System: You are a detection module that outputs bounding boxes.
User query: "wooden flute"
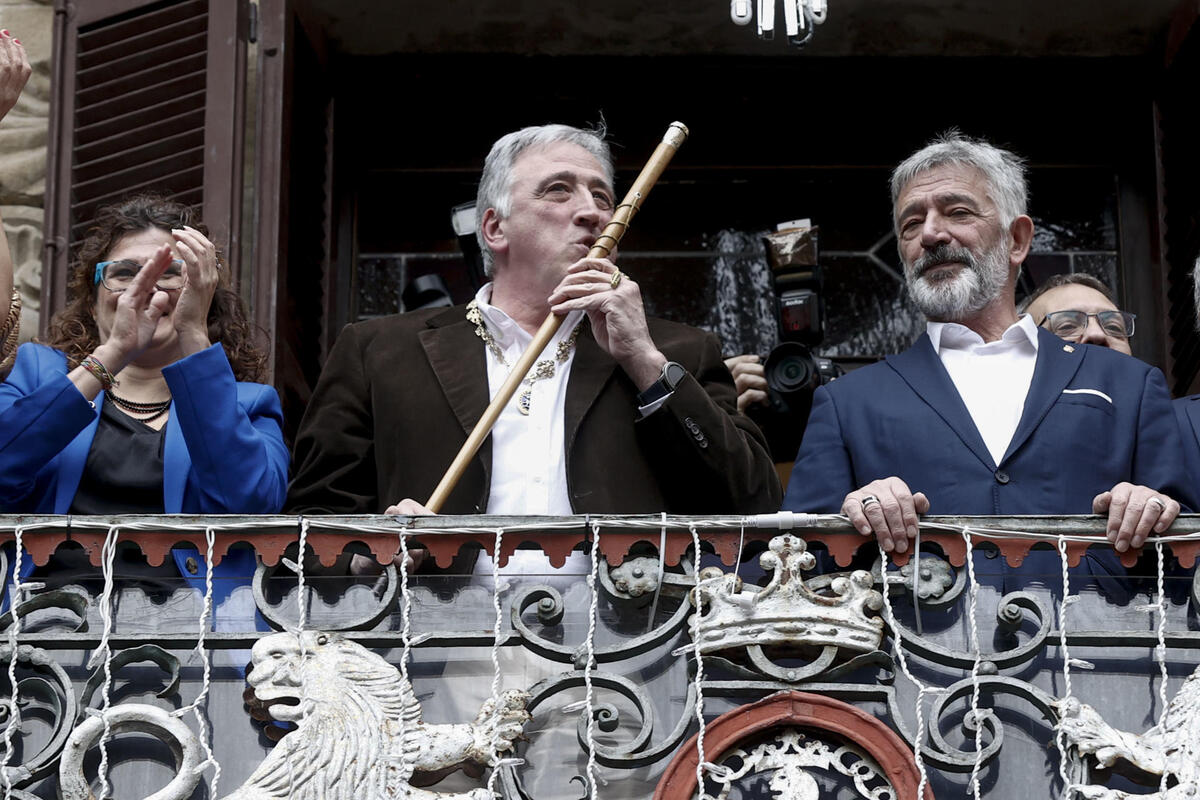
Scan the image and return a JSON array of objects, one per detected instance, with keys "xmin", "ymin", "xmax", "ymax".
[{"xmin": 425, "ymin": 121, "xmax": 690, "ymax": 512}]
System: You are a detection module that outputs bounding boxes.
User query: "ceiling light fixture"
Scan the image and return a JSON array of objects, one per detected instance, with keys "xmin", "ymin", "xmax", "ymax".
[{"xmin": 731, "ymin": 0, "xmax": 827, "ymax": 48}]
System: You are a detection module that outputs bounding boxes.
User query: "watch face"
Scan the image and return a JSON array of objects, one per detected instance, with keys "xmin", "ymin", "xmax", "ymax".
[{"xmin": 664, "ymin": 362, "xmax": 687, "ymax": 388}]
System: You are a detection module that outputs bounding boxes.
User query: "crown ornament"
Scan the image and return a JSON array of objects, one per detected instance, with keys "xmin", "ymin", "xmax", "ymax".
[{"xmin": 689, "ymin": 534, "xmax": 884, "ymax": 657}]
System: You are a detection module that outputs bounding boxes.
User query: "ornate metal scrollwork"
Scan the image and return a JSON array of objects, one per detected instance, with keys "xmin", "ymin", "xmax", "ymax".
[
  {"xmin": 889, "ymin": 590, "xmax": 1055, "ymax": 671},
  {"xmin": 705, "ymin": 728, "xmax": 893, "ymax": 800},
  {"xmin": 510, "ymin": 584, "xmax": 693, "ymax": 667},
  {"xmin": 58, "ymin": 702, "xmax": 205, "ymax": 800},
  {"xmin": 0, "ymin": 643, "xmax": 78, "ymax": 789},
  {"xmin": 252, "ymin": 558, "xmax": 401, "ymax": 632},
  {"xmin": 525, "ymin": 669, "xmax": 698, "ymax": 769}
]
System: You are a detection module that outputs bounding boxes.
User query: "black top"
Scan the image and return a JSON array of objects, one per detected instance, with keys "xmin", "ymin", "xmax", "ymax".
[{"xmin": 69, "ymin": 401, "xmax": 166, "ymax": 514}]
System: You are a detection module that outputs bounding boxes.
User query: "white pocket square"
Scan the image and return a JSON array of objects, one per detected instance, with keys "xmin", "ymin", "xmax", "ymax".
[{"xmin": 1062, "ymin": 388, "xmax": 1113, "ymax": 404}]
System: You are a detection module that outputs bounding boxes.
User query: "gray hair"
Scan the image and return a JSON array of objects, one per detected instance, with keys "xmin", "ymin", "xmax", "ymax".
[
  {"xmin": 1194, "ymin": 254, "xmax": 1200, "ymax": 331},
  {"xmin": 890, "ymin": 131, "xmax": 1029, "ymax": 234},
  {"xmin": 475, "ymin": 124, "xmax": 614, "ymax": 274}
]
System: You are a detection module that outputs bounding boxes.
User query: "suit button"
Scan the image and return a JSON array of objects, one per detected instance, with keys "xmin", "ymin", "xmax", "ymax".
[{"xmin": 995, "ymin": 470, "xmax": 1010, "ymax": 485}]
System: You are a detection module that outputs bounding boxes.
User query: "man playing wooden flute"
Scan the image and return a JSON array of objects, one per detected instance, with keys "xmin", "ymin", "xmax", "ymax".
[{"xmin": 287, "ymin": 124, "xmax": 780, "ymax": 517}]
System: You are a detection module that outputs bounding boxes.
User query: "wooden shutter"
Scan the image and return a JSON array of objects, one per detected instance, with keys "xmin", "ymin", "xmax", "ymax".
[
  {"xmin": 42, "ymin": 0, "xmax": 248, "ymax": 335},
  {"xmin": 254, "ymin": 0, "xmax": 338, "ymax": 438}
]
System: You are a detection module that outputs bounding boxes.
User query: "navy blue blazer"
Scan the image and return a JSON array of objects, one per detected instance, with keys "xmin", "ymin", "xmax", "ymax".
[
  {"xmin": 785, "ymin": 328, "xmax": 1194, "ymax": 516},
  {"xmin": 1174, "ymin": 395, "xmax": 1200, "ymax": 493}
]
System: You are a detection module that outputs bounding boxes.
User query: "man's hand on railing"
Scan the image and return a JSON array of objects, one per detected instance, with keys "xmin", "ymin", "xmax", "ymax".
[
  {"xmin": 385, "ymin": 498, "xmax": 434, "ymax": 515},
  {"xmin": 1092, "ymin": 482, "xmax": 1181, "ymax": 553},
  {"xmin": 840, "ymin": 476, "xmax": 930, "ymax": 555}
]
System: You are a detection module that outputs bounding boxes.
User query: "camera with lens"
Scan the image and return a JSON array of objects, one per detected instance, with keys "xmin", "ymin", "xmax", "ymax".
[{"xmin": 752, "ymin": 220, "xmax": 842, "ymax": 461}]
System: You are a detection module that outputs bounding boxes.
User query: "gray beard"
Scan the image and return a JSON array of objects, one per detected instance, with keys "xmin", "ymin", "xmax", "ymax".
[{"xmin": 905, "ymin": 242, "xmax": 1009, "ymax": 321}]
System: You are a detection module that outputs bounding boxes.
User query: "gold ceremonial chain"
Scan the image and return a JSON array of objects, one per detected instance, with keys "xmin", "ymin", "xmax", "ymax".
[{"xmin": 467, "ymin": 299, "xmax": 581, "ymax": 415}]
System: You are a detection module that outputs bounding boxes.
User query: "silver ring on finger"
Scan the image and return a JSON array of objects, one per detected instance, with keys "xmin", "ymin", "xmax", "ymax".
[
  {"xmin": 860, "ymin": 494, "xmax": 880, "ymax": 510},
  {"xmin": 1148, "ymin": 496, "xmax": 1167, "ymax": 512},
  {"xmin": 610, "ymin": 269, "xmax": 623, "ymax": 290}
]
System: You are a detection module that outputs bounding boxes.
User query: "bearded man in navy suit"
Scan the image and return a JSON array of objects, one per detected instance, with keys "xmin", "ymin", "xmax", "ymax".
[{"xmin": 783, "ymin": 132, "xmax": 1193, "ymax": 571}]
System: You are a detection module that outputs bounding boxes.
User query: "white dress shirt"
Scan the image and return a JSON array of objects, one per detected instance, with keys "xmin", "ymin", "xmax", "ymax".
[
  {"xmin": 473, "ymin": 284, "xmax": 584, "ymax": 515},
  {"xmin": 926, "ymin": 315, "xmax": 1040, "ymax": 466}
]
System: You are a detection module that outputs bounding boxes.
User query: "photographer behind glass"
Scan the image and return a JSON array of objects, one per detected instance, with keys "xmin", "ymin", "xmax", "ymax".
[{"xmin": 725, "ymin": 221, "xmax": 841, "ymax": 464}]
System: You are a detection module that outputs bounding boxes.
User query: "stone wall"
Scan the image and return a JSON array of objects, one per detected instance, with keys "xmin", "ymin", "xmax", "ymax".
[{"xmin": 0, "ymin": 0, "xmax": 50, "ymax": 341}]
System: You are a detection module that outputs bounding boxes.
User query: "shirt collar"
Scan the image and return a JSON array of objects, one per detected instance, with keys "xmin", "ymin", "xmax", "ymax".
[
  {"xmin": 927, "ymin": 314, "xmax": 1040, "ymax": 353},
  {"xmin": 473, "ymin": 282, "xmax": 583, "ymax": 350}
]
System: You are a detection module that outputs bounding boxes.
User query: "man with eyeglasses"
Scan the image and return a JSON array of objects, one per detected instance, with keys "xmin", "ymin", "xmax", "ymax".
[
  {"xmin": 783, "ymin": 132, "xmax": 1194, "ymax": 578},
  {"xmin": 1022, "ymin": 273, "xmax": 1134, "ymax": 355}
]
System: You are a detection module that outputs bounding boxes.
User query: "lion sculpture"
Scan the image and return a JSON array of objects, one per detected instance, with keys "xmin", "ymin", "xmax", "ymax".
[
  {"xmin": 1054, "ymin": 662, "xmax": 1200, "ymax": 800},
  {"xmin": 224, "ymin": 630, "xmax": 531, "ymax": 800}
]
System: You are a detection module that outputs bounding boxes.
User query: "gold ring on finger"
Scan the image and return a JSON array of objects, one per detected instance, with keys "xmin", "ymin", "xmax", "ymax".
[{"xmin": 610, "ymin": 269, "xmax": 623, "ymax": 290}]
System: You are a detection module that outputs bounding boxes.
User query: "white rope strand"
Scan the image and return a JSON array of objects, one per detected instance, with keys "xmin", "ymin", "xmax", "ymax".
[
  {"xmin": 93, "ymin": 524, "xmax": 121, "ymax": 800},
  {"xmin": 878, "ymin": 545, "xmax": 931, "ymax": 800},
  {"xmin": 1153, "ymin": 540, "xmax": 1169, "ymax": 797},
  {"xmin": 583, "ymin": 521, "xmax": 602, "ymax": 800},
  {"xmin": 296, "ymin": 517, "xmax": 310, "ymax": 631},
  {"xmin": 961, "ymin": 529, "xmax": 984, "ymax": 800},
  {"xmin": 689, "ymin": 523, "xmax": 716, "ymax": 798},
  {"xmin": 396, "ymin": 527, "xmax": 413, "ymax": 784},
  {"xmin": 1055, "ymin": 534, "xmax": 1075, "ymax": 798},
  {"xmin": 487, "ymin": 527, "xmax": 505, "ymax": 798},
  {"xmin": 178, "ymin": 526, "xmax": 222, "ymax": 797},
  {"xmin": 2, "ymin": 526, "xmax": 26, "ymax": 800},
  {"xmin": 295, "ymin": 517, "xmax": 311, "ymax": 739}
]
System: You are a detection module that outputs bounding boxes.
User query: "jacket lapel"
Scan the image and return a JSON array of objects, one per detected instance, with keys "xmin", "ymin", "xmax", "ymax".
[
  {"xmin": 163, "ymin": 403, "xmax": 188, "ymax": 512},
  {"xmin": 55, "ymin": 395, "xmax": 103, "ymax": 513},
  {"xmin": 418, "ymin": 306, "xmax": 492, "ymax": 478},
  {"xmin": 886, "ymin": 333, "xmax": 996, "ymax": 470},
  {"xmin": 1184, "ymin": 399, "xmax": 1200, "ymax": 454},
  {"xmin": 1001, "ymin": 327, "xmax": 1085, "ymax": 464},
  {"xmin": 565, "ymin": 322, "xmax": 617, "ymax": 452}
]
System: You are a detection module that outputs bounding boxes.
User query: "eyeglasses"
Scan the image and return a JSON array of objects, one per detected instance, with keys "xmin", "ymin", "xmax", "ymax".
[
  {"xmin": 93, "ymin": 259, "xmax": 186, "ymax": 292},
  {"xmin": 1039, "ymin": 309, "xmax": 1136, "ymax": 340}
]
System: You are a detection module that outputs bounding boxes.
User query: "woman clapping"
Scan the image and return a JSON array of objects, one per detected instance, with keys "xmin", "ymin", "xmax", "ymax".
[{"xmin": 0, "ymin": 196, "xmax": 287, "ymax": 514}]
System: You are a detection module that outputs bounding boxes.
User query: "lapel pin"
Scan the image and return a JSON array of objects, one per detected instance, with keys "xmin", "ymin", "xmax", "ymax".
[{"xmin": 1063, "ymin": 345, "xmax": 1075, "ymax": 353}]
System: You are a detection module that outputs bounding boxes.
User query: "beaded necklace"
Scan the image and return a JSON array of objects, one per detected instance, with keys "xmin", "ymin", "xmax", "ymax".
[
  {"xmin": 105, "ymin": 391, "xmax": 171, "ymax": 423},
  {"xmin": 466, "ymin": 299, "xmax": 581, "ymax": 415}
]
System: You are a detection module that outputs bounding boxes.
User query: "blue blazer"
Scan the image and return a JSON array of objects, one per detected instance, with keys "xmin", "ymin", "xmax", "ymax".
[
  {"xmin": 785, "ymin": 328, "xmax": 1195, "ymax": 516},
  {"xmin": 0, "ymin": 342, "xmax": 288, "ymax": 514},
  {"xmin": 1174, "ymin": 395, "xmax": 1200, "ymax": 493}
]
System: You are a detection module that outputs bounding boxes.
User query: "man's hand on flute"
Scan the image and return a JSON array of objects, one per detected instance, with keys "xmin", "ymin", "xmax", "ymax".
[{"xmin": 547, "ymin": 256, "xmax": 667, "ymax": 391}]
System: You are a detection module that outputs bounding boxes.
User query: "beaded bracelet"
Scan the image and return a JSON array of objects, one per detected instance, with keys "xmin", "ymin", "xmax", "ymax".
[{"xmin": 80, "ymin": 354, "xmax": 119, "ymax": 390}]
